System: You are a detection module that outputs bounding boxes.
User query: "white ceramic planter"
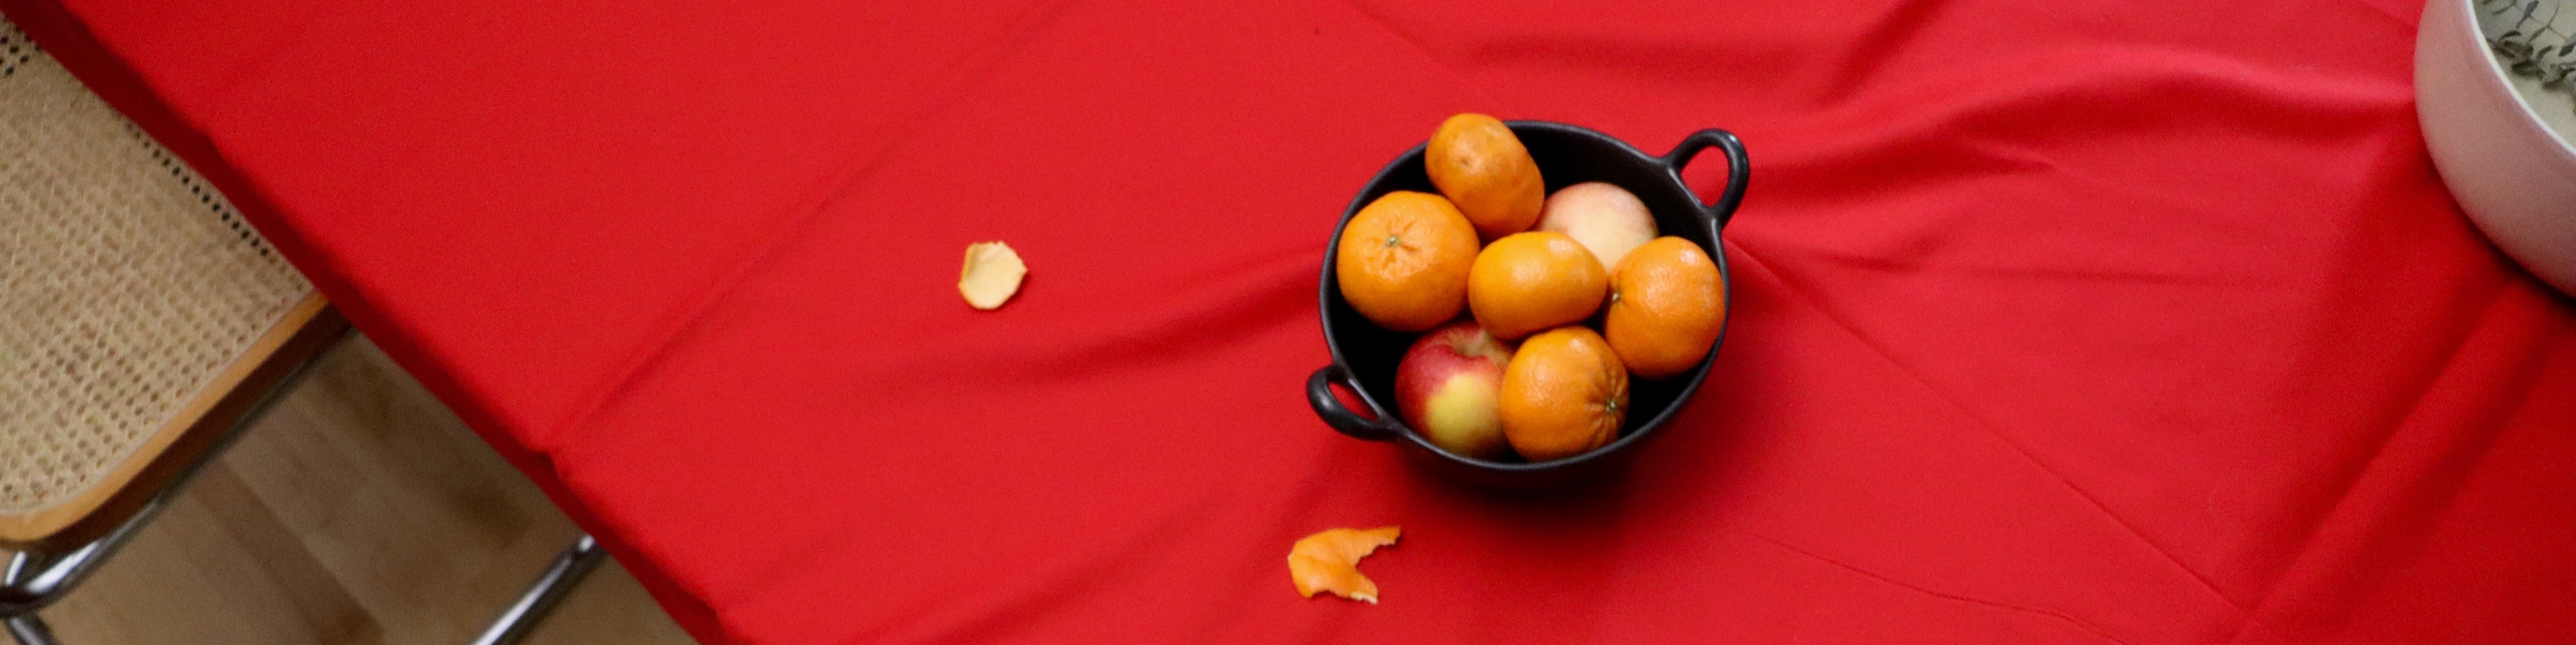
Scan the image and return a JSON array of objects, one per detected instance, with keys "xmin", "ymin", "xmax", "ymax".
[{"xmin": 2418, "ymin": 0, "xmax": 2576, "ymax": 295}]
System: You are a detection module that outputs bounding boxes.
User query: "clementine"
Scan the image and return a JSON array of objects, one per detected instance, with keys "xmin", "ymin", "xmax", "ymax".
[
  {"xmin": 1466, "ymin": 232, "xmax": 1607, "ymax": 340},
  {"xmin": 1605, "ymin": 237, "xmax": 1725, "ymax": 379},
  {"xmin": 1426, "ymin": 113, "xmax": 1545, "ymax": 240},
  {"xmin": 1336, "ymin": 191, "xmax": 1480, "ymax": 332},
  {"xmin": 1498, "ymin": 326, "xmax": 1629, "ymax": 462}
]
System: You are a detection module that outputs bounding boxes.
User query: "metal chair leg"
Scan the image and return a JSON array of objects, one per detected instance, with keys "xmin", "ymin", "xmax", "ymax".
[
  {"xmin": 4, "ymin": 507, "xmax": 62, "ymax": 645},
  {"xmin": 1, "ymin": 393, "xmax": 259, "ymax": 645},
  {"xmin": 467, "ymin": 535, "xmax": 604, "ymax": 645},
  {"xmin": 0, "ymin": 330, "xmax": 344, "ymax": 644},
  {"xmin": 0, "ymin": 350, "xmax": 312, "ymax": 615},
  {"xmin": 0, "ymin": 552, "xmax": 33, "ymax": 591},
  {"xmin": 0, "ymin": 330, "xmax": 604, "ymax": 645},
  {"xmin": 5, "ymin": 614, "xmax": 57, "ymax": 645}
]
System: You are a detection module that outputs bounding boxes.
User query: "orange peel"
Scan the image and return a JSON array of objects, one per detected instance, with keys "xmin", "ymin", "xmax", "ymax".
[
  {"xmin": 1287, "ymin": 526, "xmax": 1401, "ymax": 603},
  {"xmin": 959, "ymin": 241, "xmax": 1026, "ymax": 310}
]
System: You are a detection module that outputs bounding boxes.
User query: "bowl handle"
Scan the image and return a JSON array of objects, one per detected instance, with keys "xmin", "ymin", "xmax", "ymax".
[
  {"xmin": 1659, "ymin": 129, "xmax": 1751, "ymax": 232},
  {"xmin": 1307, "ymin": 365, "xmax": 1402, "ymax": 442}
]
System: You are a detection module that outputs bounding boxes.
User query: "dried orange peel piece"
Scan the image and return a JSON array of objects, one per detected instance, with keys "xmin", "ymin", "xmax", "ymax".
[
  {"xmin": 1288, "ymin": 526, "xmax": 1401, "ymax": 603},
  {"xmin": 959, "ymin": 241, "xmax": 1026, "ymax": 310}
]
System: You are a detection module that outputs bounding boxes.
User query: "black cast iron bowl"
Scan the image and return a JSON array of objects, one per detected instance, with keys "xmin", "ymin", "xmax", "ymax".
[{"xmin": 1307, "ymin": 121, "xmax": 1750, "ymax": 489}]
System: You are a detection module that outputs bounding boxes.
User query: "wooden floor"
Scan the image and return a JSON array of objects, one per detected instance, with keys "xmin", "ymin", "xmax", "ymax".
[{"xmin": 22, "ymin": 337, "xmax": 698, "ymax": 645}]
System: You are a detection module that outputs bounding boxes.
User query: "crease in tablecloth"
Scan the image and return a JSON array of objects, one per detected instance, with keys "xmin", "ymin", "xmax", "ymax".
[
  {"xmin": 2235, "ymin": 288, "xmax": 2569, "ymax": 636},
  {"xmin": 531, "ymin": 0, "xmax": 1095, "ymax": 458},
  {"xmin": 1327, "ymin": 0, "xmax": 1512, "ymax": 112},
  {"xmin": 1739, "ymin": 530, "xmax": 2136, "ymax": 645},
  {"xmin": 1724, "ymin": 244, "xmax": 2261, "ymax": 622}
]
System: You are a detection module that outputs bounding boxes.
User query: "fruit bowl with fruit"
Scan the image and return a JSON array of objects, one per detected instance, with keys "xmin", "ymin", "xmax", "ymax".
[{"xmin": 1307, "ymin": 116, "xmax": 1749, "ymax": 488}]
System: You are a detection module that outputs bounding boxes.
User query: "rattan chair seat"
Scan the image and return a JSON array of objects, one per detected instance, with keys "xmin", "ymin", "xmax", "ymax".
[{"xmin": 1, "ymin": 19, "xmax": 317, "ymax": 543}]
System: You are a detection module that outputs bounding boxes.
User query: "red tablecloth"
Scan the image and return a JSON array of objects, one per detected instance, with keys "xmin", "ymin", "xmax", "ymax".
[{"xmin": 11, "ymin": 0, "xmax": 2575, "ymax": 642}]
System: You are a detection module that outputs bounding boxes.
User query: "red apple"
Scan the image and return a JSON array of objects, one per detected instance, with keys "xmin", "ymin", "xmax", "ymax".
[
  {"xmin": 1537, "ymin": 181, "xmax": 1658, "ymax": 272},
  {"xmin": 1395, "ymin": 320, "xmax": 1516, "ymax": 460}
]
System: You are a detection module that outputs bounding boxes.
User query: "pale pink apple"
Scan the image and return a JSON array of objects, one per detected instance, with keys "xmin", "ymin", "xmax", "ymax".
[
  {"xmin": 1537, "ymin": 182, "xmax": 1658, "ymax": 272},
  {"xmin": 1393, "ymin": 320, "xmax": 1515, "ymax": 460}
]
